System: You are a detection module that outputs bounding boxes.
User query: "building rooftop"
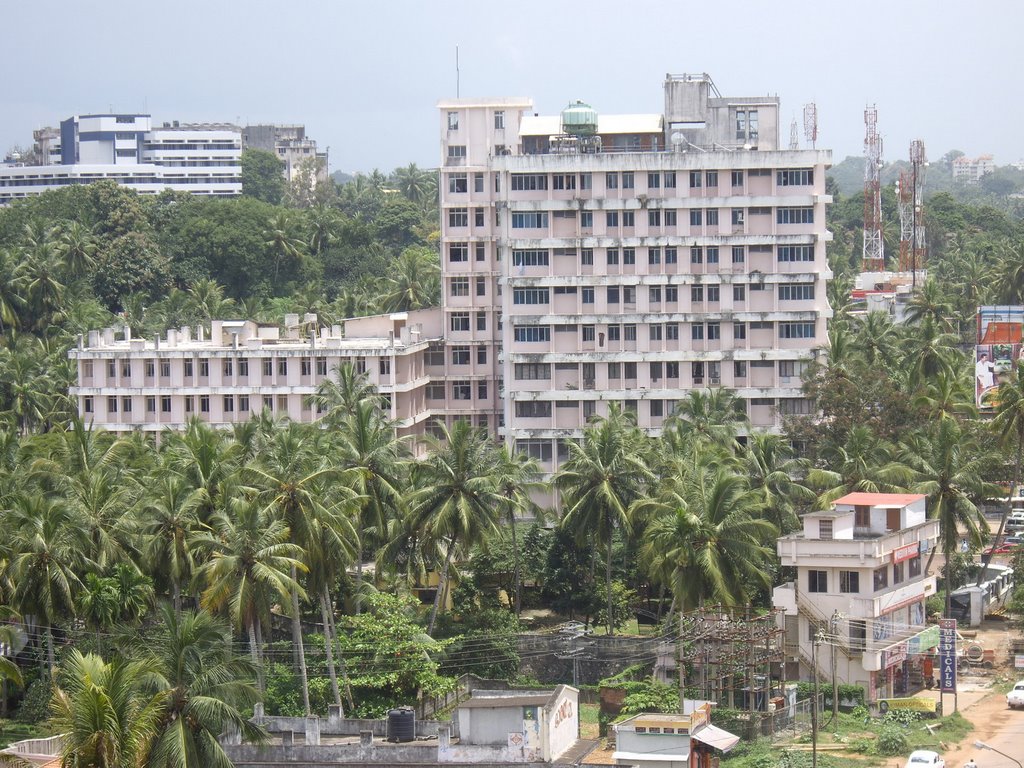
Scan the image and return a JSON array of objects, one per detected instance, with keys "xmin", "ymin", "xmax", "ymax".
[
  {"xmin": 519, "ymin": 113, "xmax": 663, "ymax": 137},
  {"xmin": 832, "ymin": 493, "xmax": 927, "ymax": 507}
]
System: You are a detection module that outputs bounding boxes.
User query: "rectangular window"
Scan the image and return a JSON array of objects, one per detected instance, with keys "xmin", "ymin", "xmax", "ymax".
[
  {"xmin": 665, "ymin": 323, "xmax": 679, "ymax": 340},
  {"xmin": 778, "ymin": 245, "xmax": 815, "ymax": 262},
  {"xmin": 447, "ymin": 145, "xmax": 466, "ymax": 159},
  {"xmin": 648, "ymin": 247, "xmax": 661, "ymax": 265},
  {"xmin": 582, "ymin": 325, "xmax": 595, "ymax": 342},
  {"xmin": 494, "ymin": 111, "xmax": 504, "ymax": 129},
  {"xmin": 706, "ymin": 247, "xmax": 719, "ymax": 264},
  {"xmin": 515, "ymin": 401, "xmax": 552, "ymax": 418},
  {"xmin": 908, "ymin": 556, "xmax": 922, "ymax": 578},
  {"xmin": 515, "ymin": 439, "xmax": 552, "ymax": 462},
  {"xmin": 607, "ymin": 286, "xmax": 620, "ymax": 304},
  {"xmin": 477, "ymin": 346, "xmax": 487, "ymax": 365},
  {"xmin": 198, "ymin": 358, "xmax": 209, "ymax": 377},
  {"xmin": 121, "ymin": 396, "xmax": 132, "ymax": 413},
  {"xmin": 240, "ymin": 395, "xmax": 250, "ymax": 412},
  {"xmin": 624, "ymin": 324, "xmax": 637, "ymax": 341},
  {"xmin": 582, "ymin": 287, "xmax": 595, "ymax": 304},
  {"xmin": 278, "ymin": 359, "xmax": 288, "ymax": 376},
  {"xmin": 732, "ymin": 246, "xmax": 745, "ymax": 264},
  {"xmin": 779, "ymin": 283, "xmax": 815, "ymax": 301},
  {"xmin": 622, "ymin": 172, "xmax": 634, "ymax": 189},
  {"xmin": 511, "ymin": 173, "xmax": 548, "ymax": 191},
  {"xmin": 779, "ymin": 322, "xmax": 816, "ymax": 339},
  {"xmin": 874, "ymin": 567, "xmax": 889, "ymax": 591},
  {"xmin": 665, "ymin": 247, "xmax": 678, "ymax": 264},
  {"xmin": 580, "ymin": 173, "xmax": 592, "ymax": 190},
  {"xmin": 690, "ymin": 209, "xmax": 703, "ymax": 226},
  {"xmin": 837, "ymin": 571, "xmax": 860, "ymax": 595},
  {"xmin": 239, "ymin": 358, "xmax": 249, "ymax": 377},
  {"xmin": 223, "ymin": 395, "xmax": 234, "ymax": 413},
  {"xmin": 513, "ymin": 326, "xmax": 551, "ymax": 342},
  {"xmin": 665, "ymin": 286, "xmax": 678, "ymax": 302},
  {"xmin": 450, "ymin": 277, "xmax": 470, "ymax": 297},
  {"xmin": 448, "ymin": 242, "xmax": 468, "ymax": 262},
  {"xmin": 649, "ymin": 286, "xmax": 662, "ymax": 303},
  {"xmin": 607, "ymin": 325, "xmax": 621, "ymax": 341},
  {"xmin": 474, "ymin": 172, "xmax": 484, "ymax": 192},
  {"xmin": 819, "ymin": 519, "xmax": 834, "ymax": 539},
  {"xmin": 107, "ymin": 396, "xmax": 118, "ymax": 413},
  {"xmin": 692, "ymin": 361, "xmax": 705, "ymax": 381},
  {"xmin": 777, "ymin": 168, "xmax": 814, "ymax": 186},
  {"xmin": 606, "ymin": 211, "xmax": 619, "ymax": 227},
  {"xmin": 581, "ymin": 248, "xmax": 594, "ymax": 266},
  {"xmin": 708, "ymin": 286, "xmax": 720, "ymax": 302},
  {"xmin": 448, "ymin": 208, "xmax": 468, "ymax": 227},
  {"xmin": 477, "ymin": 381, "xmax": 487, "ymax": 399},
  {"xmin": 777, "ymin": 207, "xmax": 815, "ymax": 224},
  {"xmin": 706, "ymin": 170, "xmax": 719, "ymax": 187},
  {"xmin": 732, "ymin": 209, "xmax": 745, "ymax": 226},
  {"xmin": 664, "ymin": 172, "xmax": 676, "ymax": 188},
  {"xmin": 706, "ymin": 209, "xmax": 719, "ymax": 225},
  {"xmin": 689, "ymin": 171, "xmax": 702, "ymax": 188},
  {"xmin": 648, "ymin": 210, "xmax": 661, "ymax": 226},
  {"xmin": 649, "ymin": 324, "xmax": 663, "ymax": 341},
  {"xmin": 734, "ymin": 360, "xmax": 747, "ymax": 378},
  {"xmin": 647, "ymin": 172, "xmax": 660, "ymax": 189},
  {"xmin": 691, "ymin": 285, "xmax": 704, "ymax": 302},
  {"xmin": 664, "ymin": 210, "xmax": 677, "ymax": 226},
  {"xmin": 476, "ymin": 311, "xmax": 487, "ymax": 331},
  {"xmin": 145, "ymin": 360, "xmax": 155, "ymax": 378},
  {"xmin": 691, "ymin": 246, "xmax": 703, "ymax": 264},
  {"xmin": 606, "ymin": 248, "xmax": 619, "ymax": 265},
  {"xmin": 121, "ymin": 360, "xmax": 132, "ymax": 377},
  {"xmin": 476, "ymin": 277, "xmax": 486, "ymax": 296},
  {"xmin": 733, "ymin": 285, "xmax": 746, "ymax": 302},
  {"xmin": 666, "ymin": 362, "xmax": 679, "ymax": 379},
  {"xmin": 552, "ymin": 174, "xmax": 576, "ymax": 190},
  {"xmin": 606, "ymin": 172, "xmax": 618, "ymax": 189},
  {"xmin": 707, "ymin": 322, "xmax": 721, "ymax": 340},
  {"xmin": 623, "ymin": 248, "xmax": 635, "ymax": 265},
  {"xmin": 893, "ymin": 562, "xmax": 905, "ymax": 585},
  {"xmin": 451, "ymin": 346, "xmax": 470, "ymax": 365},
  {"xmin": 199, "ymin": 395, "xmax": 210, "ymax": 413},
  {"xmin": 731, "ymin": 170, "xmax": 744, "ymax": 187},
  {"xmin": 447, "ymin": 111, "xmax": 459, "ymax": 130},
  {"xmin": 475, "ymin": 243, "xmax": 486, "ymax": 262},
  {"xmin": 622, "ymin": 211, "xmax": 635, "ymax": 227},
  {"xmin": 452, "ymin": 381, "xmax": 471, "ymax": 400},
  {"xmin": 514, "ymin": 363, "xmax": 551, "ymax": 381},
  {"xmin": 474, "ymin": 208, "xmax": 484, "ymax": 227},
  {"xmin": 691, "ymin": 323, "xmax": 704, "ymax": 340},
  {"xmin": 512, "ymin": 249, "xmax": 549, "ymax": 267},
  {"xmin": 448, "ymin": 173, "xmax": 468, "ymax": 193},
  {"xmin": 511, "ymin": 211, "xmax": 548, "ymax": 228},
  {"xmin": 808, "ymin": 570, "xmax": 828, "ymax": 593},
  {"xmin": 450, "ymin": 312, "xmax": 470, "ymax": 331},
  {"xmin": 512, "ymin": 288, "xmax": 549, "ymax": 305},
  {"xmin": 262, "ymin": 359, "xmax": 272, "ymax": 377}
]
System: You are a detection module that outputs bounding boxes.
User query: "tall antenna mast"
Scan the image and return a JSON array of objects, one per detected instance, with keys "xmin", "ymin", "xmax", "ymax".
[
  {"xmin": 789, "ymin": 117, "xmax": 799, "ymax": 150},
  {"xmin": 861, "ymin": 105, "xmax": 884, "ymax": 272},
  {"xmin": 803, "ymin": 103, "xmax": 817, "ymax": 149}
]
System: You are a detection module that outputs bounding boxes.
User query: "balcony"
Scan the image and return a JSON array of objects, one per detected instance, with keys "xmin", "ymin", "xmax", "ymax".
[{"xmin": 777, "ymin": 520, "xmax": 939, "ymax": 567}]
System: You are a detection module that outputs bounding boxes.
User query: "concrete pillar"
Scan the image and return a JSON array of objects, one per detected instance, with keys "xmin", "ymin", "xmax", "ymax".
[
  {"xmin": 305, "ymin": 715, "xmax": 320, "ymax": 746},
  {"xmin": 281, "ymin": 731, "xmax": 294, "ymax": 747},
  {"xmin": 328, "ymin": 704, "xmax": 343, "ymax": 730},
  {"xmin": 218, "ymin": 723, "xmax": 241, "ymax": 746},
  {"xmin": 360, "ymin": 730, "xmax": 373, "ymax": 747},
  {"xmin": 438, "ymin": 724, "xmax": 451, "ymax": 750},
  {"xmin": 253, "ymin": 702, "xmax": 265, "ymax": 722}
]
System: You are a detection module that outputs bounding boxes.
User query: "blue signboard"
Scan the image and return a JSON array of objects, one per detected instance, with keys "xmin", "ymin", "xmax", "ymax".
[{"xmin": 939, "ymin": 619, "xmax": 957, "ymax": 693}]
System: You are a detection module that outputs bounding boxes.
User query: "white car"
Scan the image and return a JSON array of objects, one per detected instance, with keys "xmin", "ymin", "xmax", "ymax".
[
  {"xmin": 1008, "ymin": 680, "xmax": 1024, "ymax": 709},
  {"xmin": 905, "ymin": 750, "xmax": 945, "ymax": 768}
]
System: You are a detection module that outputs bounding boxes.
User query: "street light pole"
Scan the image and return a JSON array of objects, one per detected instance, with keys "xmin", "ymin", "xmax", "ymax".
[{"xmin": 975, "ymin": 740, "xmax": 1023, "ymax": 768}]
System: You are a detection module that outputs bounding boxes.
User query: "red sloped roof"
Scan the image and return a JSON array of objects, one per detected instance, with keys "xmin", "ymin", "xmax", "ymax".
[{"xmin": 833, "ymin": 493, "xmax": 927, "ymax": 507}]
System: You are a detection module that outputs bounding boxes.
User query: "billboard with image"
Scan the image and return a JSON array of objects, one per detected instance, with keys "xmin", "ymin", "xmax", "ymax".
[{"xmin": 976, "ymin": 306, "xmax": 1024, "ymax": 410}]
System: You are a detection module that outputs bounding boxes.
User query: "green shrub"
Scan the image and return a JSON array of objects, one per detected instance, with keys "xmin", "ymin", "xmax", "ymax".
[
  {"xmin": 14, "ymin": 679, "xmax": 51, "ymax": 725},
  {"xmin": 874, "ymin": 725, "xmax": 909, "ymax": 756},
  {"xmin": 882, "ymin": 708, "xmax": 922, "ymax": 726}
]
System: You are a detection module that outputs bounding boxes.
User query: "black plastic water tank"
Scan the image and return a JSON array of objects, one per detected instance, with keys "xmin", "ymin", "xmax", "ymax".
[{"xmin": 387, "ymin": 707, "xmax": 416, "ymax": 742}]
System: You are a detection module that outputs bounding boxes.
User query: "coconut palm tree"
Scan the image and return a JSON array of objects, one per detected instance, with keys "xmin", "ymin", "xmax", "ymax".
[
  {"xmin": 263, "ymin": 210, "xmax": 305, "ymax": 287},
  {"xmin": 50, "ymin": 650, "xmax": 166, "ymax": 768},
  {"xmin": 162, "ymin": 417, "xmax": 238, "ymax": 525},
  {"xmin": 636, "ymin": 465, "xmax": 776, "ymax": 611},
  {"xmin": 308, "ymin": 361, "xmax": 382, "ymax": 423},
  {"xmin": 742, "ymin": 432, "xmax": 813, "ymax": 535},
  {"xmin": 807, "ymin": 425, "xmax": 912, "ymax": 506},
  {"xmin": 664, "ymin": 388, "xmax": 749, "ymax": 451},
  {"xmin": 556, "ymin": 405, "xmax": 653, "ymax": 635},
  {"xmin": 912, "ymin": 369, "xmax": 975, "ymax": 422},
  {"xmin": 407, "ymin": 420, "xmax": 503, "ymax": 634},
  {"xmin": 55, "ymin": 221, "xmax": 98, "ymax": 281},
  {"xmin": 983, "ymin": 361, "xmax": 1024, "ymax": 576},
  {"xmin": 195, "ymin": 494, "xmax": 305, "ymax": 693},
  {"xmin": 131, "ymin": 606, "xmax": 266, "ymax": 768},
  {"xmin": 990, "ymin": 238, "xmax": 1024, "ymax": 305},
  {"xmin": 901, "ymin": 420, "xmax": 998, "ymax": 611},
  {"xmin": 185, "ymin": 279, "xmax": 235, "ymax": 323},
  {"xmin": 0, "ymin": 247, "xmax": 25, "ymax": 332},
  {"xmin": 904, "ymin": 275, "xmax": 956, "ymax": 330},
  {"xmin": 493, "ymin": 447, "xmax": 543, "ymax": 615},
  {"xmin": 379, "ymin": 248, "xmax": 441, "ymax": 312},
  {"xmin": 137, "ymin": 475, "xmax": 205, "ymax": 617},
  {"xmin": 15, "ymin": 242, "xmax": 67, "ymax": 332}
]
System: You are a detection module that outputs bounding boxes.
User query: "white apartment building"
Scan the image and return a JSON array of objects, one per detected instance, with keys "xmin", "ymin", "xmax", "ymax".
[
  {"xmin": 437, "ymin": 73, "xmax": 832, "ymax": 470},
  {"xmin": 68, "ymin": 312, "xmax": 440, "ymax": 439},
  {"xmin": 951, "ymin": 154, "xmax": 995, "ymax": 184},
  {"xmin": 242, "ymin": 124, "xmax": 328, "ymax": 183},
  {"xmin": 773, "ymin": 493, "xmax": 941, "ymax": 702},
  {"xmin": 0, "ymin": 114, "xmax": 241, "ymax": 204}
]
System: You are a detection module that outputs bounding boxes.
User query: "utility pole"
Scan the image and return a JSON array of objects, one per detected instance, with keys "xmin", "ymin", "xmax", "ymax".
[
  {"xmin": 812, "ymin": 628, "xmax": 823, "ymax": 768},
  {"xmin": 678, "ymin": 611, "xmax": 686, "ymax": 710},
  {"xmin": 831, "ymin": 611, "xmax": 841, "ymax": 722}
]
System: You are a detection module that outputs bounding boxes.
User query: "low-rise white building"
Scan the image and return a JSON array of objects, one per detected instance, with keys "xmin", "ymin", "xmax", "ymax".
[
  {"xmin": 68, "ymin": 311, "xmax": 441, "ymax": 442},
  {"xmin": 612, "ymin": 704, "xmax": 739, "ymax": 768},
  {"xmin": 773, "ymin": 493, "xmax": 941, "ymax": 702}
]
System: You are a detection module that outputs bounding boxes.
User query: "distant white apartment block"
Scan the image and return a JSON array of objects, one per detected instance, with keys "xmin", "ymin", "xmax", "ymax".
[
  {"xmin": 952, "ymin": 154, "xmax": 995, "ymax": 184},
  {"xmin": 773, "ymin": 493, "xmax": 941, "ymax": 702},
  {"xmin": 242, "ymin": 124, "xmax": 328, "ymax": 183},
  {"xmin": 0, "ymin": 113, "xmax": 241, "ymax": 204}
]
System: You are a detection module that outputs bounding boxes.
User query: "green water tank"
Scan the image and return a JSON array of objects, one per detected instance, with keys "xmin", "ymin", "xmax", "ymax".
[{"xmin": 561, "ymin": 100, "xmax": 598, "ymax": 137}]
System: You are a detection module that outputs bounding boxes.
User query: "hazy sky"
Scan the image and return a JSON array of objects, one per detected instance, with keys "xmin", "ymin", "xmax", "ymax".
[{"xmin": 3, "ymin": 0, "xmax": 1021, "ymax": 174}]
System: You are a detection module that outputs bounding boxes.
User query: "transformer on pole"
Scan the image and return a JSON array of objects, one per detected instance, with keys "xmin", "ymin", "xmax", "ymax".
[{"xmin": 862, "ymin": 106, "xmax": 884, "ymax": 272}]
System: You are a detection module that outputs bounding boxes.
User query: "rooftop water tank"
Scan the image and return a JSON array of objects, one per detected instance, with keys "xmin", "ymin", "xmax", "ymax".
[
  {"xmin": 561, "ymin": 101, "xmax": 598, "ymax": 137},
  {"xmin": 387, "ymin": 707, "xmax": 416, "ymax": 743}
]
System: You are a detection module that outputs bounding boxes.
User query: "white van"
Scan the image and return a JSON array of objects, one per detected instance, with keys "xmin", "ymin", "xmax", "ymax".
[{"xmin": 1006, "ymin": 511, "xmax": 1024, "ymax": 531}]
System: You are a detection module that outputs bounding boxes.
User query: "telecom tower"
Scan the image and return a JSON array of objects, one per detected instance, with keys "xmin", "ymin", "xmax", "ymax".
[
  {"xmin": 862, "ymin": 106, "xmax": 884, "ymax": 271},
  {"xmin": 896, "ymin": 140, "xmax": 927, "ymax": 280},
  {"xmin": 803, "ymin": 103, "xmax": 817, "ymax": 149}
]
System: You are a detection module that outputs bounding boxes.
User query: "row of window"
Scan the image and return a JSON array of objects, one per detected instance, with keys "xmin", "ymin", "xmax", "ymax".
[
  {"xmin": 451, "ymin": 243, "xmax": 816, "ymax": 266},
  {"xmin": 503, "ymin": 168, "xmax": 813, "ymax": 192},
  {"xmin": 807, "ymin": 556, "xmax": 922, "ymax": 595},
  {"xmin": 426, "ymin": 381, "xmax": 489, "ymax": 401},
  {"xmin": 512, "ymin": 396, "xmax": 812, "ymax": 420},
  {"xmin": 446, "ymin": 110, "xmax": 505, "ymax": 131},
  {"xmin": 499, "ymin": 207, "xmax": 814, "ymax": 230},
  {"xmin": 85, "ymin": 356, "xmax": 338, "ymax": 380},
  {"xmin": 507, "ymin": 282, "xmax": 815, "ymax": 305},
  {"xmin": 509, "ymin": 321, "xmax": 817, "ymax": 342},
  {"xmin": 513, "ymin": 359, "xmax": 810, "ymax": 380},
  {"xmin": 86, "ymin": 394, "xmax": 257, "ymax": 415}
]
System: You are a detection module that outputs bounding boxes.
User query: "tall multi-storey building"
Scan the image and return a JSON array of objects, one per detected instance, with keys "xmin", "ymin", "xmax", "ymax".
[
  {"xmin": 0, "ymin": 114, "xmax": 241, "ymax": 204},
  {"xmin": 951, "ymin": 153, "xmax": 995, "ymax": 184},
  {"xmin": 437, "ymin": 73, "xmax": 832, "ymax": 470}
]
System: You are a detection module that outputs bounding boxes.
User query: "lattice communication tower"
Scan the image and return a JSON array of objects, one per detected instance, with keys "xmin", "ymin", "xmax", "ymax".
[{"xmin": 862, "ymin": 106, "xmax": 884, "ymax": 271}]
